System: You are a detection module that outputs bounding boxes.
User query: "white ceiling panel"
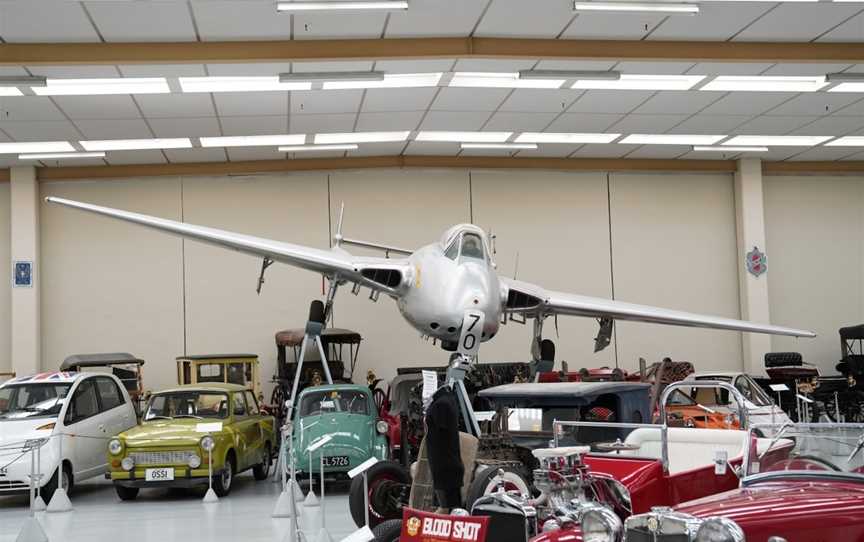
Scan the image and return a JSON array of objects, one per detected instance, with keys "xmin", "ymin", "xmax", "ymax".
[
  {"xmin": 293, "ymin": 61, "xmax": 375, "ymax": 73},
  {"xmin": 403, "ymin": 141, "xmax": 460, "ymax": 155},
  {"xmin": 290, "ymin": 113, "xmax": 356, "ymax": 133},
  {"xmin": 291, "ymin": 90, "xmax": 363, "ymax": 114},
  {"xmin": 568, "ymin": 90, "xmax": 654, "ymax": 114},
  {"xmin": 292, "ymin": 12, "xmax": 386, "ymax": 40},
  {"xmin": 614, "ymin": 62, "xmax": 697, "ymax": 75},
  {"xmin": 667, "ymin": 115, "xmax": 752, "ymax": 134},
  {"xmin": 386, "ymin": 0, "xmax": 487, "ymax": 37},
  {"xmin": 220, "ymin": 116, "xmax": 288, "ymax": 136},
  {"xmin": 374, "ymin": 60, "xmax": 456, "ymax": 73},
  {"xmin": 226, "ymin": 147, "xmax": 286, "ymax": 161},
  {"xmin": 534, "ymin": 60, "xmax": 618, "ymax": 71},
  {"xmin": 460, "ymin": 147, "xmax": 522, "ymax": 157},
  {"xmin": 214, "ymin": 92, "xmax": 288, "ymax": 117},
  {"xmin": 571, "ymin": 144, "xmax": 639, "ymax": 158},
  {"xmin": 474, "ymin": 0, "xmax": 573, "ymax": 38},
  {"xmin": 785, "ymin": 147, "xmax": 859, "ymax": 161},
  {"xmin": 419, "ymin": 111, "xmax": 491, "ymax": 131},
  {"xmin": 700, "ymin": 92, "xmax": 797, "ymax": 116},
  {"xmin": 191, "ymin": 0, "xmax": 291, "ymax": 41},
  {"xmin": 0, "ymin": 97, "xmax": 66, "ymax": 122},
  {"xmin": 431, "ymin": 88, "xmax": 509, "ymax": 112},
  {"xmin": 790, "ymin": 116, "xmax": 864, "ymax": 136},
  {"xmin": 164, "ymin": 148, "xmax": 228, "ymax": 163},
  {"xmin": 817, "ymin": 11, "xmax": 864, "ymax": 43},
  {"xmin": 831, "ymin": 98, "xmax": 864, "ymax": 116},
  {"xmin": 356, "ymin": 111, "xmax": 424, "ymax": 131},
  {"xmin": 733, "ymin": 116, "xmax": 819, "ymax": 135},
  {"xmin": 29, "ymin": 66, "xmax": 120, "ymax": 78},
  {"xmin": 763, "ymin": 63, "xmax": 854, "ymax": 76},
  {"xmin": 0, "ymin": 1, "xmax": 99, "ymax": 42},
  {"xmin": 75, "ymin": 119, "xmax": 154, "ymax": 139},
  {"xmin": 498, "ymin": 89, "xmax": 584, "ymax": 113},
  {"xmin": 632, "ymin": 91, "xmax": 723, "ymax": 115},
  {"xmin": 0, "ymin": 120, "xmax": 81, "ymax": 141},
  {"xmin": 608, "ymin": 114, "xmax": 690, "ymax": 133},
  {"xmin": 512, "ymin": 145, "xmax": 575, "ymax": 158},
  {"xmin": 756, "ymin": 148, "xmax": 809, "ymax": 161},
  {"xmin": 624, "ymin": 145, "xmax": 692, "ymax": 159},
  {"xmin": 685, "ymin": 63, "xmax": 773, "ymax": 76},
  {"xmin": 452, "ymin": 59, "xmax": 539, "ymax": 72},
  {"xmin": 767, "ymin": 93, "xmax": 862, "ymax": 116},
  {"xmin": 483, "ymin": 112, "xmax": 558, "ymax": 131},
  {"xmin": 350, "ymin": 142, "xmax": 407, "ymax": 157},
  {"xmin": 43, "ymin": 157, "xmax": 106, "ymax": 167},
  {"xmin": 52, "ymin": 95, "xmax": 142, "ymax": 120},
  {"xmin": 733, "ymin": 4, "xmax": 862, "ymax": 42},
  {"xmin": 135, "ymin": 94, "xmax": 216, "ymax": 119},
  {"xmin": 545, "ymin": 113, "xmax": 623, "ymax": 133},
  {"xmin": 840, "ymin": 150, "xmax": 864, "ymax": 161},
  {"xmin": 119, "ymin": 64, "xmax": 207, "ymax": 77},
  {"xmin": 649, "ymin": 3, "xmax": 773, "ymax": 41},
  {"xmin": 362, "ymin": 88, "xmax": 438, "ymax": 113},
  {"xmin": 205, "ymin": 63, "xmax": 293, "ymax": 76},
  {"xmin": 562, "ymin": 12, "xmax": 665, "ymax": 40},
  {"xmin": 106, "ymin": 150, "xmax": 167, "ymax": 165},
  {"xmin": 86, "ymin": 2, "xmax": 197, "ymax": 42},
  {"xmin": 149, "ymin": 117, "xmax": 222, "ymax": 138}
]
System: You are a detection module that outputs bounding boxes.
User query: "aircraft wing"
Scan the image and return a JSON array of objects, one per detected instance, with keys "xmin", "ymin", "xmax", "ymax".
[
  {"xmin": 502, "ymin": 277, "xmax": 815, "ymax": 338},
  {"xmin": 46, "ymin": 197, "xmax": 410, "ymax": 296}
]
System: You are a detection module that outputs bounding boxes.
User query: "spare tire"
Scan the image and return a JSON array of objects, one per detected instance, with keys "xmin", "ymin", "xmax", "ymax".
[
  {"xmin": 464, "ymin": 465, "xmax": 530, "ymax": 511},
  {"xmin": 371, "ymin": 519, "xmax": 403, "ymax": 542},
  {"xmin": 349, "ymin": 460, "xmax": 411, "ymax": 529}
]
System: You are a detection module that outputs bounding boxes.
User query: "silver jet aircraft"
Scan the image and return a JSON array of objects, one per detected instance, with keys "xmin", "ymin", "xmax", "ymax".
[{"xmin": 46, "ymin": 197, "xmax": 814, "ymax": 360}]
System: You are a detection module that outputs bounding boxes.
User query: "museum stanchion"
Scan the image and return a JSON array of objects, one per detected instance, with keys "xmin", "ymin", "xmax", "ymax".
[
  {"xmin": 273, "ymin": 422, "xmax": 301, "ymax": 519},
  {"xmin": 46, "ymin": 433, "xmax": 71, "ymax": 513},
  {"xmin": 16, "ymin": 439, "xmax": 49, "ymax": 542},
  {"xmin": 303, "ymin": 446, "xmax": 319, "ymax": 508},
  {"xmin": 314, "ymin": 451, "xmax": 332, "ymax": 542},
  {"xmin": 340, "ymin": 458, "xmax": 379, "ymax": 542},
  {"xmin": 32, "ymin": 443, "xmax": 46, "ymax": 512}
]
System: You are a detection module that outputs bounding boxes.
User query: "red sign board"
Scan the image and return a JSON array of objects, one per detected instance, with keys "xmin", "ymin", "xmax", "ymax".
[{"xmin": 400, "ymin": 508, "xmax": 489, "ymax": 542}]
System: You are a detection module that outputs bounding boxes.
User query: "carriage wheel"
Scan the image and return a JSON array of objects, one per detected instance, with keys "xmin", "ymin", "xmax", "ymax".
[
  {"xmin": 373, "ymin": 388, "xmax": 387, "ymax": 414},
  {"xmin": 271, "ymin": 385, "xmax": 286, "ymax": 420}
]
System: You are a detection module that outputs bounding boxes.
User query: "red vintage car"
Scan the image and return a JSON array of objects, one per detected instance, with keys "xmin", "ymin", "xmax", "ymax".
[{"xmin": 533, "ymin": 422, "xmax": 864, "ymax": 542}]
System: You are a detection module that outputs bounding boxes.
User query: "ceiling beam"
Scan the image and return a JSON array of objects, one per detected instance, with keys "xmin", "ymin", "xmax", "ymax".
[{"xmin": 3, "ymin": 38, "xmax": 864, "ymax": 65}]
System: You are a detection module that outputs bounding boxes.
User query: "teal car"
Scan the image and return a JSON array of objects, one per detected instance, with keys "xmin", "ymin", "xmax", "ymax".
[{"xmin": 291, "ymin": 384, "xmax": 388, "ymax": 478}]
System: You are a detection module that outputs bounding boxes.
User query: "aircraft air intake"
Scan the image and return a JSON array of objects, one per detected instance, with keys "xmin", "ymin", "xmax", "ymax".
[
  {"xmin": 505, "ymin": 288, "xmax": 543, "ymax": 312},
  {"xmin": 361, "ymin": 268, "xmax": 403, "ymax": 289}
]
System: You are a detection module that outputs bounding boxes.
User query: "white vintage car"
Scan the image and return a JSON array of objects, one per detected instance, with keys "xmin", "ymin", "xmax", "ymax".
[
  {"xmin": 685, "ymin": 371, "xmax": 793, "ymax": 430},
  {"xmin": 0, "ymin": 371, "xmax": 137, "ymax": 501}
]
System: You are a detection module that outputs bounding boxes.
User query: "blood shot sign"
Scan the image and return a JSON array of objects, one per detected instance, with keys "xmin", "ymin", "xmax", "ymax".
[{"xmin": 401, "ymin": 508, "xmax": 489, "ymax": 542}]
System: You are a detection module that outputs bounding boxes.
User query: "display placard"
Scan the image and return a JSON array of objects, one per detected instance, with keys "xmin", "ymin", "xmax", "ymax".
[
  {"xmin": 400, "ymin": 508, "xmax": 488, "ymax": 542},
  {"xmin": 195, "ymin": 422, "xmax": 223, "ymax": 433},
  {"xmin": 769, "ymin": 383, "xmax": 790, "ymax": 392}
]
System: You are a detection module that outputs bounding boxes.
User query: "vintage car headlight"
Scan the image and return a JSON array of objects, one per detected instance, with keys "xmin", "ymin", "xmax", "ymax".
[
  {"xmin": 188, "ymin": 454, "xmax": 202, "ymax": 468},
  {"xmin": 200, "ymin": 435, "xmax": 215, "ymax": 452},
  {"xmin": 121, "ymin": 457, "xmax": 135, "ymax": 471},
  {"xmin": 108, "ymin": 439, "xmax": 123, "ymax": 455},
  {"xmin": 581, "ymin": 506, "xmax": 622, "ymax": 542},
  {"xmin": 376, "ymin": 421, "xmax": 389, "ymax": 435},
  {"xmin": 542, "ymin": 519, "xmax": 561, "ymax": 533},
  {"xmin": 695, "ymin": 517, "xmax": 745, "ymax": 542}
]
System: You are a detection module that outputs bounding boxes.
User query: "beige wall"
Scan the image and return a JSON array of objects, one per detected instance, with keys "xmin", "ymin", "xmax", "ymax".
[
  {"xmin": 765, "ymin": 175, "xmax": 864, "ymax": 373},
  {"xmin": 0, "ymin": 183, "xmax": 9, "ymax": 374}
]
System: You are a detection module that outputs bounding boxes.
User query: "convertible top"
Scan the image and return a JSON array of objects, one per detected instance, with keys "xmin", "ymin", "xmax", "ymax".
[
  {"xmin": 479, "ymin": 381, "xmax": 651, "ymax": 399},
  {"xmin": 60, "ymin": 352, "xmax": 144, "ymax": 371},
  {"xmin": 276, "ymin": 327, "xmax": 362, "ymax": 347}
]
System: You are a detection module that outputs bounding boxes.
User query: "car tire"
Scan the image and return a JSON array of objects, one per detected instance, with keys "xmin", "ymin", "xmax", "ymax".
[
  {"xmin": 214, "ymin": 452, "xmax": 235, "ymax": 497},
  {"xmin": 464, "ymin": 465, "xmax": 530, "ymax": 511},
  {"xmin": 41, "ymin": 463, "xmax": 72, "ymax": 503},
  {"xmin": 253, "ymin": 444, "xmax": 272, "ymax": 481},
  {"xmin": 115, "ymin": 485, "xmax": 139, "ymax": 501},
  {"xmin": 349, "ymin": 460, "xmax": 410, "ymax": 529},
  {"xmin": 371, "ymin": 519, "xmax": 403, "ymax": 542}
]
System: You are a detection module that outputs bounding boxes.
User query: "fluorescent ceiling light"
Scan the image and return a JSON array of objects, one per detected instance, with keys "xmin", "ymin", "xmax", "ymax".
[
  {"xmin": 621, "ymin": 134, "xmax": 726, "ymax": 145},
  {"xmin": 723, "ymin": 135, "xmax": 832, "ymax": 147},
  {"xmin": 460, "ymin": 143, "xmax": 537, "ymax": 150},
  {"xmin": 825, "ymin": 137, "xmax": 864, "ymax": 147},
  {"xmin": 19, "ymin": 151, "xmax": 106, "ymax": 160},
  {"xmin": 516, "ymin": 132, "xmax": 620, "ymax": 144},
  {"xmin": 693, "ymin": 146, "xmax": 768, "ymax": 153},
  {"xmin": 314, "ymin": 131, "xmax": 410, "ymax": 144},
  {"xmin": 281, "ymin": 71, "xmax": 385, "ymax": 83},
  {"xmin": 518, "ymin": 70, "xmax": 620, "ymax": 81},
  {"xmin": 323, "ymin": 73, "xmax": 442, "ymax": 90},
  {"xmin": 279, "ymin": 144, "xmax": 358, "ymax": 151},
  {"xmin": 0, "ymin": 76, "xmax": 46, "ymax": 87},
  {"xmin": 416, "ymin": 131, "xmax": 512, "ymax": 143},
  {"xmin": 277, "ymin": 1, "xmax": 408, "ymax": 11},
  {"xmin": 200, "ymin": 135, "xmax": 306, "ymax": 148},
  {"xmin": 829, "ymin": 83, "xmax": 864, "ymax": 93},
  {"xmin": 33, "ymin": 78, "xmax": 169, "ymax": 96},
  {"xmin": 0, "ymin": 87, "xmax": 23, "ymax": 96},
  {"xmin": 179, "ymin": 76, "xmax": 311, "ymax": 93},
  {"xmin": 0, "ymin": 141, "xmax": 75, "ymax": 154},
  {"xmin": 81, "ymin": 138, "xmax": 192, "ymax": 151},
  {"xmin": 571, "ymin": 74, "xmax": 704, "ymax": 91},
  {"xmin": 701, "ymin": 76, "xmax": 828, "ymax": 93},
  {"xmin": 450, "ymin": 72, "xmax": 565, "ymax": 89},
  {"xmin": 573, "ymin": 2, "xmax": 699, "ymax": 14}
]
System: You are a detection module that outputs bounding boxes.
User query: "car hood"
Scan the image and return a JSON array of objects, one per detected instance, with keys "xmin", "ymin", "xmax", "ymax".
[
  {"xmin": 0, "ymin": 418, "xmax": 56, "ymax": 446},
  {"xmin": 675, "ymin": 479, "xmax": 864, "ymax": 522},
  {"xmin": 295, "ymin": 413, "xmax": 375, "ymax": 455},
  {"xmin": 121, "ymin": 418, "xmax": 220, "ymax": 447}
]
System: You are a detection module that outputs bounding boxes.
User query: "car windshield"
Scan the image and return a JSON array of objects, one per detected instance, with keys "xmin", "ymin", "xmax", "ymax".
[
  {"xmin": 144, "ymin": 391, "xmax": 229, "ymax": 420},
  {"xmin": 694, "ymin": 375, "xmax": 773, "ymax": 407},
  {"xmin": 300, "ymin": 390, "xmax": 369, "ymax": 416},
  {"xmin": 749, "ymin": 423, "xmax": 864, "ymax": 480},
  {"xmin": 0, "ymin": 383, "xmax": 71, "ymax": 420},
  {"xmin": 667, "ymin": 389, "xmax": 697, "ymax": 406}
]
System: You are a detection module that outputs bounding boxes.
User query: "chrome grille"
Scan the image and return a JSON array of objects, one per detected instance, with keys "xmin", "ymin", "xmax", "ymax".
[
  {"xmin": 0, "ymin": 480, "xmax": 29, "ymax": 491},
  {"xmin": 625, "ymin": 529, "xmax": 689, "ymax": 542},
  {"xmin": 129, "ymin": 450, "xmax": 196, "ymax": 466}
]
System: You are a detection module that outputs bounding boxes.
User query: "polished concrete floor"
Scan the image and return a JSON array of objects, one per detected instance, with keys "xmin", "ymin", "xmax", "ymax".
[{"xmin": 0, "ymin": 474, "xmax": 359, "ymax": 542}]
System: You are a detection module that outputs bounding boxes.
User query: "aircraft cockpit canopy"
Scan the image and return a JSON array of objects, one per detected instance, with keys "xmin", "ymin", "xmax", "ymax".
[{"xmin": 442, "ymin": 226, "xmax": 489, "ymax": 263}]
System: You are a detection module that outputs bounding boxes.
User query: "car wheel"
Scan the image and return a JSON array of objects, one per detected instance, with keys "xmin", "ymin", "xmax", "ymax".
[
  {"xmin": 253, "ymin": 444, "xmax": 272, "ymax": 481},
  {"xmin": 214, "ymin": 452, "xmax": 235, "ymax": 497},
  {"xmin": 465, "ymin": 465, "xmax": 530, "ymax": 510},
  {"xmin": 115, "ymin": 485, "xmax": 139, "ymax": 501},
  {"xmin": 41, "ymin": 463, "xmax": 72, "ymax": 503},
  {"xmin": 349, "ymin": 460, "xmax": 410, "ymax": 529},
  {"xmin": 371, "ymin": 519, "xmax": 403, "ymax": 542}
]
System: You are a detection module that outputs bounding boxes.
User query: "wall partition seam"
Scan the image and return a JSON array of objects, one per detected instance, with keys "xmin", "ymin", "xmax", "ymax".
[{"xmin": 180, "ymin": 176, "xmax": 188, "ymax": 357}]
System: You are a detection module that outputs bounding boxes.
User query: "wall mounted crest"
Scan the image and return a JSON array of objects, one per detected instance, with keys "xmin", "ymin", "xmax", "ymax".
[{"xmin": 746, "ymin": 246, "xmax": 766, "ymax": 277}]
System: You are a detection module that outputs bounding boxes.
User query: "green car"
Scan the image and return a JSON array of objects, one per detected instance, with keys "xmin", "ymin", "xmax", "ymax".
[
  {"xmin": 107, "ymin": 383, "xmax": 275, "ymax": 500},
  {"xmin": 291, "ymin": 384, "xmax": 388, "ymax": 478}
]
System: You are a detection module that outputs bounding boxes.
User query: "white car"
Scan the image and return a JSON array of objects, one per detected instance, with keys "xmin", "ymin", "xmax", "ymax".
[
  {"xmin": 0, "ymin": 371, "xmax": 137, "ymax": 501},
  {"xmin": 684, "ymin": 371, "xmax": 793, "ymax": 431}
]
